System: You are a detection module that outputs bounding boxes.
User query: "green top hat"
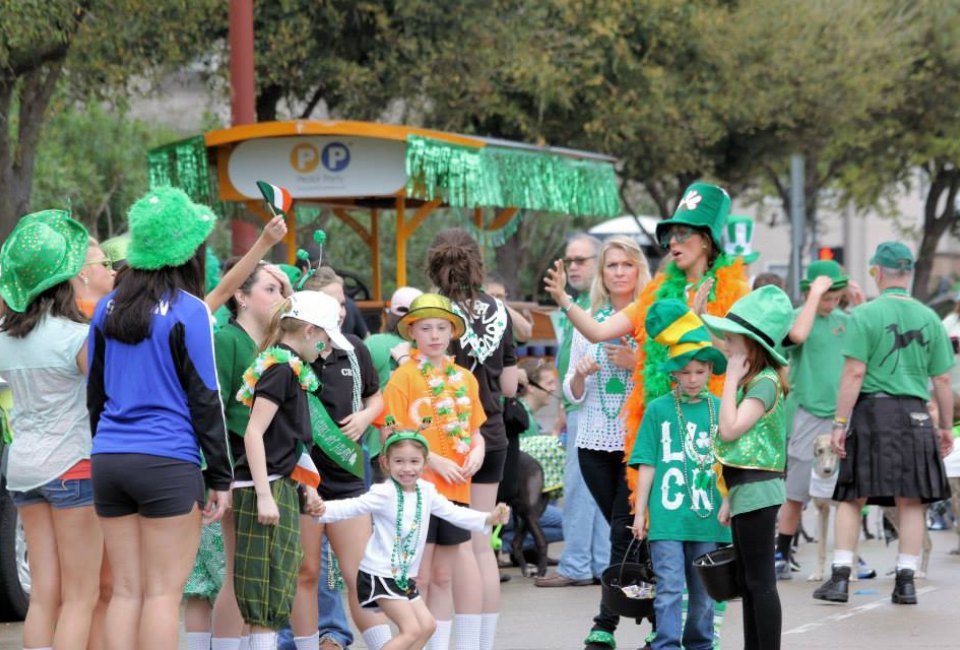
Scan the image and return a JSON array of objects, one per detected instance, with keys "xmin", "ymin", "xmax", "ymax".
[
  {"xmin": 655, "ymin": 182, "xmax": 731, "ymax": 250},
  {"xmin": 869, "ymin": 241, "xmax": 914, "ymax": 271},
  {"xmin": 645, "ymin": 299, "xmax": 727, "ymax": 374},
  {"xmin": 722, "ymin": 214, "xmax": 760, "ymax": 264},
  {"xmin": 702, "ymin": 285, "xmax": 793, "ymax": 366},
  {"xmin": 397, "ymin": 293, "xmax": 467, "ymax": 342},
  {"xmin": 100, "ymin": 233, "xmax": 130, "ymax": 265},
  {"xmin": 800, "ymin": 260, "xmax": 848, "ymax": 292},
  {"xmin": 383, "ymin": 429, "xmax": 430, "ymax": 457},
  {"xmin": 126, "ymin": 187, "xmax": 216, "ymax": 271},
  {"xmin": 0, "ymin": 210, "xmax": 89, "ymax": 313}
]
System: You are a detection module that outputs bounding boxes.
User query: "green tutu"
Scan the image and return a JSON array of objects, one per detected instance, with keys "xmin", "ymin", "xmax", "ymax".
[{"xmin": 184, "ymin": 521, "xmax": 226, "ymax": 603}]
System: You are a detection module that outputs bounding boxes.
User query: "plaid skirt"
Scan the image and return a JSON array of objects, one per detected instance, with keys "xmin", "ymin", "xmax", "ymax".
[
  {"xmin": 834, "ymin": 395, "xmax": 951, "ymax": 507},
  {"xmin": 233, "ymin": 479, "xmax": 303, "ymax": 629}
]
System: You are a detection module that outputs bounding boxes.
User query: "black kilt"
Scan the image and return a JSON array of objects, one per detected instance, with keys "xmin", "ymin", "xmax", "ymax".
[{"xmin": 833, "ymin": 394, "xmax": 951, "ymax": 506}]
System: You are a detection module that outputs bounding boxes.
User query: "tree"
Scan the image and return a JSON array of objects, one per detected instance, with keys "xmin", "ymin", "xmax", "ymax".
[{"xmin": 0, "ymin": 0, "xmax": 219, "ymax": 240}]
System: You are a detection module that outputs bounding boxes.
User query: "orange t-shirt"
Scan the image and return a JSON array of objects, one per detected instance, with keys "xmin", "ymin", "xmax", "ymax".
[{"xmin": 377, "ymin": 358, "xmax": 487, "ymax": 503}]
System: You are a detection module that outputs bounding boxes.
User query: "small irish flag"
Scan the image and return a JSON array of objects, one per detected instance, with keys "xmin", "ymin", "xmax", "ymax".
[
  {"xmin": 290, "ymin": 442, "xmax": 321, "ymax": 488},
  {"xmin": 256, "ymin": 180, "xmax": 293, "ymax": 216}
]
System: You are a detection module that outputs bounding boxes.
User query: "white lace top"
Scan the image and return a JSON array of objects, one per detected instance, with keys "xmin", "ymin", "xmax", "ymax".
[{"xmin": 562, "ymin": 310, "xmax": 635, "ymax": 453}]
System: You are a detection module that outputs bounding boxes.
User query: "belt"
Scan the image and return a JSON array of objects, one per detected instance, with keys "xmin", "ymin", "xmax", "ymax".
[{"xmin": 859, "ymin": 392, "xmax": 918, "ymax": 400}]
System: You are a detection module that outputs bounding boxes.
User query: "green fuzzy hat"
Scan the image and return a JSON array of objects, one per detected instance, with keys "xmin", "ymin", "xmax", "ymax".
[
  {"xmin": 723, "ymin": 214, "xmax": 760, "ymax": 264},
  {"xmin": 0, "ymin": 210, "xmax": 89, "ymax": 313},
  {"xmin": 800, "ymin": 260, "xmax": 848, "ymax": 292},
  {"xmin": 702, "ymin": 285, "xmax": 794, "ymax": 366},
  {"xmin": 126, "ymin": 187, "xmax": 216, "ymax": 270},
  {"xmin": 646, "ymin": 299, "xmax": 727, "ymax": 374},
  {"xmin": 656, "ymin": 182, "xmax": 731, "ymax": 250}
]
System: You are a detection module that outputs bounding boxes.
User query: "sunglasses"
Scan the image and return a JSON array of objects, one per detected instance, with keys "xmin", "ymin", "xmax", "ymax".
[
  {"xmin": 563, "ymin": 255, "xmax": 596, "ymax": 267},
  {"xmin": 658, "ymin": 226, "xmax": 698, "ymax": 249},
  {"xmin": 84, "ymin": 258, "xmax": 113, "ymax": 270}
]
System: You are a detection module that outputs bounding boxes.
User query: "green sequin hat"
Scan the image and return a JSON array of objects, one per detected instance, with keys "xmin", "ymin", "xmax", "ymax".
[
  {"xmin": 702, "ymin": 285, "xmax": 793, "ymax": 366},
  {"xmin": 799, "ymin": 259, "xmax": 848, "ymax": 292},
  {"xmin": 646, "ymin": 299, "xmax": 727, "ymax": 374},
  {"xmin": 869, "ymin": 241, "xmax": 914, "ymax": 271},
  {"xmin": 397, "ymin": 293, "xmax": 467, "ymax": 342},
  {"xmin": 722, "ymin": 214, "xmax": 760, "ymax": 264},
  {"xmin": 126, "ymin": 187, "xmax": 216, "ymax": 270},
  {"xmin": 655, "ymin": 182, "xmax": 731, "ymax": 250},
  {"xmin": 383, "ymin": 429, "xmax": 430, "ymax": 457},
  {"xmin": 0, "ymin": 210, "xmax": 89, "ymax": 313}
]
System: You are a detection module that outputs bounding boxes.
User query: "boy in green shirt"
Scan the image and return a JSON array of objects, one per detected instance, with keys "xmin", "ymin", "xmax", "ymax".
[
  {"xmin": 775, "ymin": 260, "xmax": 849, "ymax": 578},
  {"xmin": 630, "ymin": 300, "xmax": 731, "ymax": 650}
]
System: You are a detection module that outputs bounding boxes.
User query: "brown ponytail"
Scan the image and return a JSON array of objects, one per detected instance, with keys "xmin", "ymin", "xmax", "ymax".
[
  {"xmin": 426, "ymin": 228, "xmax": 485, "ymax": 306},
  {"xmin": 259, "ymin": 297, "xmax": 311, "ymax": 353}
]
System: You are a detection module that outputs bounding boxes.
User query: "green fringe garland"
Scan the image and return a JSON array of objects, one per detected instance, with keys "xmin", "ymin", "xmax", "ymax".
[
  {"xmin": 643, "ymin": 254, "xmax": 736, "ymax": 404},
  {"xmin": 147, "ymin": 136, "xmax": 232, "ymax": 217},
  {"xmin": 462, "ymin": 208, "xmax": 525, "ymax": 247},
  {"xmin": 405, "ymin": 135, "xmax": 621, "ymax": 217}
]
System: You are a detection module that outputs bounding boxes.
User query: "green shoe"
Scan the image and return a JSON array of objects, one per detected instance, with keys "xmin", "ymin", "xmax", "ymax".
[{"xmin": 584, "ymin": 630, "xmax": 616, "ymax": 649}]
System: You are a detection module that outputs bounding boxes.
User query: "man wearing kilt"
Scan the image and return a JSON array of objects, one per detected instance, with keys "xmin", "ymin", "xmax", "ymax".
[{"xmin": 814, "ymin": 242, "xmax": 955, "ymax": 605}]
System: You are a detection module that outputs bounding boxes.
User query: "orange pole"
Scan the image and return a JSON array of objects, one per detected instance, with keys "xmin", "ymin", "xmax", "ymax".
[{"xmin": 371, "ymin": 209, "xmax": 382, "ymax": 301}]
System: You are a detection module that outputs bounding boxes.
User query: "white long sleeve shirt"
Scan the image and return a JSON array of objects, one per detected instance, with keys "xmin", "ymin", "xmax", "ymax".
[{"xmin": 319, "ymin": 479, "xmax": 489, "ymax": 579}]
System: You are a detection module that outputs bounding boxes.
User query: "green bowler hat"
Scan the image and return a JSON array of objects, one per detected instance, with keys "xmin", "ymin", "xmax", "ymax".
[
  {"xmin": 656, "ymin": 182, "xmax": 731, "ymax": 250},
  {"xmin": 800, "ymin": 259, "xmax": 848, "ymax": 292},
  {"xmin": 646, "ymin": 299, "xmax": 727, "ymax": 374},
  {"xmin": 397, "ymin": 293, "xmax": 467, "ymax": 342},
  {"xmin": 100, "ymin": 233, "xmax": 130, "ymax": 266},
  {"xmin": 723, "ymin": 214, "xmax": 760, "ymax": 264},
  {"xmin": 702, "ymin": 285, "xmax": 794, "ymax": 366},
  {"xmin": 0, "ymin": 210, "xmax": 89, "ymax": 313},
  {"xmin": 126, "ymin": 186, "xmax": 216, "ymax": 271},
  {"xmin": 869, "ymin": 241, "xmax": 914, "ymax": 271}
]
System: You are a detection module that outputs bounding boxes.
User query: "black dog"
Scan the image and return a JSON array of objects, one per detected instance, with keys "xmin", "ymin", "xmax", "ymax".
[{"xmin": 506, "ymin": 450, "xmax": 552, "ymax": 577}]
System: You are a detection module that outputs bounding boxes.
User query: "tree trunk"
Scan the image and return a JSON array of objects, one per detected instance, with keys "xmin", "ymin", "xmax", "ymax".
[
  {"xmin": 0, "ymin": 62, "xmax": 65, "ymax": 242},
  {"xmin": 914, "ymin": 165, "xmax": 959, "ymax": 301}
]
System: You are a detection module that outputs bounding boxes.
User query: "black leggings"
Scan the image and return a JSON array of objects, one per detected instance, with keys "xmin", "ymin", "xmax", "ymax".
[
  {"xmin": 731, "ymin": 505, "xmax": 781, "ymax": 650},
  {"xmin": 578, "ymin": 448, "xmax": 644, "ymax": 634}
]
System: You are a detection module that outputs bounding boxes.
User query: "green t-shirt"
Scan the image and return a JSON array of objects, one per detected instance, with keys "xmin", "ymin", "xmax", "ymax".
[
  {"xmin": 519, "ymin": 399, "xmax": 540, "ymax": 437},
  {"xmin": 727, "ymin": 372, "xmax": 785, "ymax": 516},
  {"xmin": 786, "ymin": 308, "xmax": 848, "ymax": 418},
  {"xmin": 362, "ymin": 332, "xmax": 406, "ymax": 457},
  {"xmin": 844, "ymin": 288, "xmax": 955, "ymax": 400},
  {"xmin": 629, "ymin": 393, "xmax": 731, "ymax": 543},
  {"xmin": 556, "ymin": 292, "xmax": 592, "ymax": 413},
  {"xmin": 214, "ymin": 321, "xmax": 258, "ymax": 438}
]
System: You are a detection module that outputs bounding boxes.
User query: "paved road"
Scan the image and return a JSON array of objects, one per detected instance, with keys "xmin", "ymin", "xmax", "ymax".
[{"xmin": 3, "ymin": 511, "xmax": 959, "ymax": 649}]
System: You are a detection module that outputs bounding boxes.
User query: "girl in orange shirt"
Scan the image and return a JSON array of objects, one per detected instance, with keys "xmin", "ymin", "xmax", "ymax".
[{"xmin": 377, "ymin": 293, "xmax": 486, "ymax": 650}]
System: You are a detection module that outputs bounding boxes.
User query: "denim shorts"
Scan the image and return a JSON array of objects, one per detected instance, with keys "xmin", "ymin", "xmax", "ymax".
[{"xmin": 10, "ymin": 476, "xmax": 95, "ymax": 509}]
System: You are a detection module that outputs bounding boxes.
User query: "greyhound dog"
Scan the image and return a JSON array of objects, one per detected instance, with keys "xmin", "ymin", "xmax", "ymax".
[
  {"xmin": 506, "ymin": 451, "xmax": 552, "ymax": 577},
  {"xmin": 808, "ymin": 434, "xmax": 844, "ymax": 581}
]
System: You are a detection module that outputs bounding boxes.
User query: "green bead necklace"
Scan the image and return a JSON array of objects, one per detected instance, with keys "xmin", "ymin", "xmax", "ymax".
[
  {"xmin": 672, "ymin": 386, "xmax": 717, "ymax": 519},
  {"xmin": 593, "ymin": 304, "xmax": 635, "ymax": 419},
  {"xmin": 390, "ymin": 479, "xmax": 423, "ymax": 591}
]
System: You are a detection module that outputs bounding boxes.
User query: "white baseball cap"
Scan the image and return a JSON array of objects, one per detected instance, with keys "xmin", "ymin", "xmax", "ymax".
[
  {"xmin": 282, "ymin": 291, "xmax": 353, "ymax": 351},
  {"xmin": 388, "ymin": 286, "xmax": 423, "ymax": 316}
]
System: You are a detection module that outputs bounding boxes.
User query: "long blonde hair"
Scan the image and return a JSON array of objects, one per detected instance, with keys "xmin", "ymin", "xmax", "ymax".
[
  {"xmin": 259, "ymin": 297, "xmax": 310, "ymax": 353},
  {"xmin": 589, "ymin": 236, "xmax": 651, "ymax": 312}
]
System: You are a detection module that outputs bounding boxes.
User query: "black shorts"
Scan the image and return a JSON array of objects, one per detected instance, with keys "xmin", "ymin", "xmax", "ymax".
[
  {"xmin": 472, "ymin": 447, "xmax": 507, "ymax": 484},
  {"xmin": 93, "ymin": 453, "xmax": 205, "ymax": 518},
  {"xmin": 357, "ymin": 570, "xmax": 421, "ymax": 609},
  {"xmin": 426, "ymin": 501, "xmax": 472, "ymax": 546}
]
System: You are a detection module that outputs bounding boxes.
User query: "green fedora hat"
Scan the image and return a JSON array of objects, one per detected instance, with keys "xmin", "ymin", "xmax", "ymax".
[
  {"xmin": 0, "ymin": 210, "xmax": 89, "ymax": 313},
  {"xmin": 646, "ymin": 299, "xmax": 727, "ymax": 374},
  {"xmin": 656, "ymin": 182, "xmax": 731, "ymax": 250},
  {"xmin": 702, "ymin": 285, "xmax": 794, "ymax": 366},
  {"xmin": 869, "ymin": 241, "xmax": 914, "ymax": 271},
  {"xmin": 99, "ymin": 233, "xmax": 130, "ymax": 266},
  {"xmin": 723, "ymin": 214, "xmax": 760, "ymax": 264},
  {"xmin": 397, "ymin": 293, "xmax": 467, "ymax": 342},
  {"xmin": 126, "ymin": 186, "xmax": 216, "ymax": 271},
  {"xmin": 800, "ymin": 259, "xmax": 848, "ymax": 292}
]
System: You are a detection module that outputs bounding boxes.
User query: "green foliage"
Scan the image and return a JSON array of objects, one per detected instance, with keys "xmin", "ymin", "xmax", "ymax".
[{"xmin": 32, "ymin": 103, "xmax": 178, "ymax": 239}]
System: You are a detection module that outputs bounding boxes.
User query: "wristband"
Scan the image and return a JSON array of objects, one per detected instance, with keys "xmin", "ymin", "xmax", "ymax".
[
  {"xmin": 833, "ymin": 415, "xmax": 848, "ymax": 424},
  {"xmin": 559, "ymin": 296, "xmax": 574, "ymax": 313}
]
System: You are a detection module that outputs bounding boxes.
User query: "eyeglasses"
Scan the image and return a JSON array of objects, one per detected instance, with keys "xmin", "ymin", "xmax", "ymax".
[
  {"xmin": 658, "ymin": 226, "xmax": 698, "ymax": 249},
  {"xmin": 84, "ymin": 259, "xmax": 113, "ymax": 269},
  {"xmin": 563, "ymin": 255, "xmax": 596, "ymax": 267}
]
